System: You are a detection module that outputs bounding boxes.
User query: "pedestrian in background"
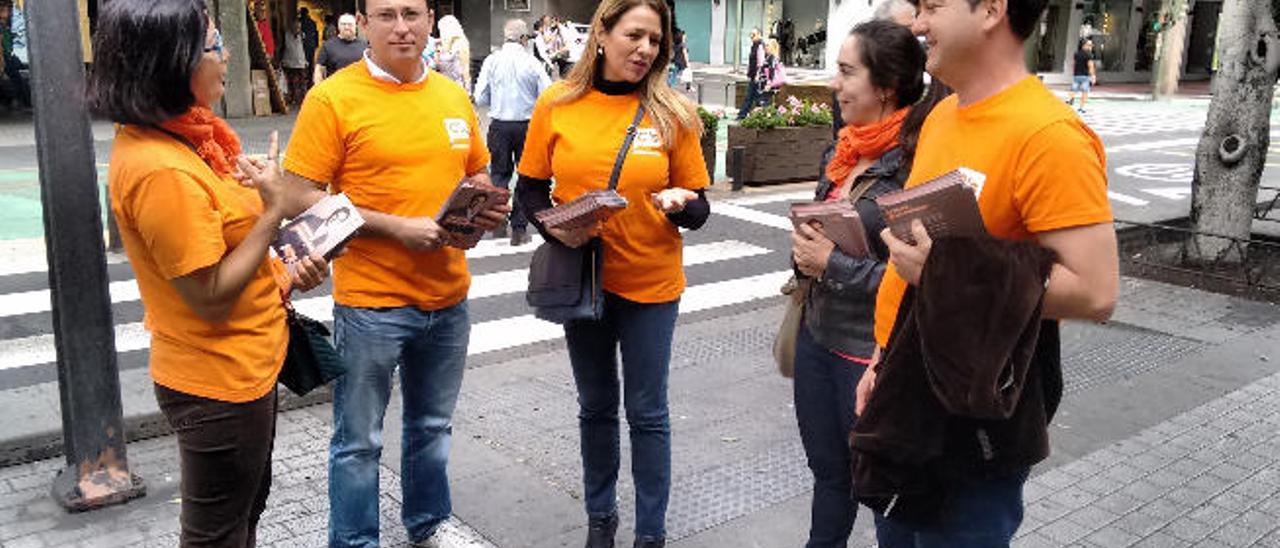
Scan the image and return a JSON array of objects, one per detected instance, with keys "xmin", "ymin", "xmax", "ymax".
[
  {"xmin": 436, "ymin": 14, "xmax": 471, "ymax": 92},
  {"xmin": 789, "ymin": 20, "xmax": 940, "ymax": 548},
  {"xmin": 299, "ymin": 7, "xmax": 319, "ymax": 76},
  {"xmin": 759, "ymin": 38, "xmax": 787, "ymax": 107},
  {"xmin": 1069, "ymin": 37, "xmax": 1096, "ymax": 112},
  {"xmin": 861, "ymin": 0, "xmax": 1118, "ymax": 543},
  {"xmin": 313, "ymin": 13, "xmax": 366, "ymax": 86},
  {"xmin": 667, "ymin": 28, "xmax": 688, "ymax": 88},
  {"xmin": 281, "ymin": 0, "xmax": 507, "ymax": 544},
  {"xmin": 514, "ymin": 1, "xmax": 710, "ymax": 546},
  {"xmin": 736, "ymin": 28, "xmax": 764, "ymax": 119},
  {"xmin": 88, "ymin": 0, "xmax": 328, "ymax": 544},
  {"xmin": 280, "ymin": 20, "xmax": 310, "ymax": 105},
  {"xmin": 474, "ymin": 18, "xmax": 551, "ymax": 246}
]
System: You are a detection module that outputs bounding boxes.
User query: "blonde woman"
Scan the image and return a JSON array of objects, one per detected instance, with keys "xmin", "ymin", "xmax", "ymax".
[
  {"xmin": 514, "ymin": 1, "xmax": 709, "ymax": 546},
  {"xmin": 436, "ymin": 15, "xmax": 471, "ymax": 91}
]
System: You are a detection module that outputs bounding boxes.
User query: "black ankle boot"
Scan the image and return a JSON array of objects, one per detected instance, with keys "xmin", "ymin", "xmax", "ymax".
[
  {"xmin": 585, "ymin": 514, "xmax": 618, "ymax": 548},
  {"xmin": 633, "ymin": 537, "xmax": 665, "ymax": 548}
]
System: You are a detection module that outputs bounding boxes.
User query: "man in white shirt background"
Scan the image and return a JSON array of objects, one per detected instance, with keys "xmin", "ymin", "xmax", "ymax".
[{"xmin": 473, "ymin": 18, "xmax": 552, "ymax": 246}]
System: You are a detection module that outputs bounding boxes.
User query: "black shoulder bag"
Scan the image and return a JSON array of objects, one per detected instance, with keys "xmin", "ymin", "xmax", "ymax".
[{"xmin": 526, "ymin": 104, "xmax": 646, "ymax": 324}]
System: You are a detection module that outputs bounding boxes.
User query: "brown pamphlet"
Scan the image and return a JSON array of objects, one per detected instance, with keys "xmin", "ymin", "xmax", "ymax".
[
  {"xmin": 534, "ymin": 190, "xmax": 629, "ymax": 230},
  {"xmin": 436, "ymin": 179, "xmax": 511, "ymax": 249},
  {"xmin": 271, "ymin": 193, "xmax": 365, "ymax": 273},
  {"xmin": 789, "ymin": 201, "xmax": 872, "ymax": 257},
  {"xmin": 875, "ymin": 168, "xmax": 987, "ymax": 245}
]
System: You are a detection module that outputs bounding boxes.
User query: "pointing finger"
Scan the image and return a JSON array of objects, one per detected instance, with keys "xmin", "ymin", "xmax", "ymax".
[{"xmin": 267, "ymin": 131, "xmax": 280, "ymax": 163}]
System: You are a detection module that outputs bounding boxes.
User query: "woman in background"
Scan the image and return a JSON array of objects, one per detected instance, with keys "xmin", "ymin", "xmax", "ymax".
[{"xmin": 436, "ymin": 15, "xmax": 472, "ymax": 91}]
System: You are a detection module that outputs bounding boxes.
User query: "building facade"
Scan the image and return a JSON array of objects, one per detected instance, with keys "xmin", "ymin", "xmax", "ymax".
[{"xmin": 1033, "ymin": 0, "xmax": 1222, "ymax": 84}]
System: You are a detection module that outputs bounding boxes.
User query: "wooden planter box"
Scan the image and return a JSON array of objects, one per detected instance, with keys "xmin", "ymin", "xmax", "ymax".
[
  {"xmin": 727, "ymin": 125, "xmax": 833, "ymax": 185},
  {"xmin": 700, "ymin": 132, "xmax": 717, "ymax": 182}
]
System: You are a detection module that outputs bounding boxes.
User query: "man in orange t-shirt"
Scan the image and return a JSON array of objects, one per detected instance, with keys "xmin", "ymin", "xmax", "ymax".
[
  {"xmin": 280, "ymin": 0, "xmax": 508, "ymax": 545},
  {"xmin": 858, "ymin": 0, "xmax": 1119, "ymax": 544}
]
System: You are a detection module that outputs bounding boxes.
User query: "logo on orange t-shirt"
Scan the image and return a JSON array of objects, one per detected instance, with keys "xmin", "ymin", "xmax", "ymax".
[
  {"xmin": 632, "ymin": 127, "xmax": 663, "ymax": 157},
  {"xmin": 444, "ymin": 118, "xmax": 471, "ymax": 149}
]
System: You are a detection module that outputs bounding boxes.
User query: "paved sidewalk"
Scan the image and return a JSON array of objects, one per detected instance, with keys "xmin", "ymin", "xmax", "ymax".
[{"xmin": 2, "ymin": 275, "xmax": 1279, "ymax": 547}]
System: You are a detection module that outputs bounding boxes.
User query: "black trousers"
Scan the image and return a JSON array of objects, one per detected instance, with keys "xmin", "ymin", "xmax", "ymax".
[
  {"xmin": 156, "ymin": 384, "xmax": 278, "ymax": 548},
  {"xmin": 487, "ymin": 119, "xmax": 530, "ymax": 230}
]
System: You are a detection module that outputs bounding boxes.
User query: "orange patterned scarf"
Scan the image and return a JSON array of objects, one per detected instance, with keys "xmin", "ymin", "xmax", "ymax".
[
  {"xmin": 824, "ymin": 107, "xmax": 909, "ymax": 188},
  {"xmin": 158, "ymin": 106, "xmax": 243, "ymax": 177}
]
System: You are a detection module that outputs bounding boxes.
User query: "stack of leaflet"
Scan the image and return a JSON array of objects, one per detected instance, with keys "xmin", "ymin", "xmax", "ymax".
[
  {"xmin": 534, "ymin": 190, "xmax": 629, "ymax": 230},
  {"xmin": 789, "ymin": 201, "xmax": 871, "ymax": 257}
]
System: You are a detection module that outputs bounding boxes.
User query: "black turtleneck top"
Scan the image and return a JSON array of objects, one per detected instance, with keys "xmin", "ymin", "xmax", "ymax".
[{"xmin": 514, "ymin": 76, "xmax": 711, "ymax": 239}]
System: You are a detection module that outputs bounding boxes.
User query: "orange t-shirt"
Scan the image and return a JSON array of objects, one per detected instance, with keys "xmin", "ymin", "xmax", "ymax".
[
  {"xmin": 109, "ymin": 125, "xmax": 288, "ymax": 403},
  {"xmin": 873, "ymin": 76, "xmax": 1112, "ymax": 347},
  {"xmin": 518, "ymin": 83, "xmax": 709, "ymax": 303},
  {"xmin": 284, "ymin": 63, "xmax": 490, "ymax": 310}
]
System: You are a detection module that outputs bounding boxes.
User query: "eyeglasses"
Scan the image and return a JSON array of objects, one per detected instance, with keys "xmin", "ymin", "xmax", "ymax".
[
  {"xmin": 204, "ymin": 29, "xmax": 224, "ymax": 55},
  {"xmin": 370, "ymin": 9, "xmax": 426, "ymax": 25}
]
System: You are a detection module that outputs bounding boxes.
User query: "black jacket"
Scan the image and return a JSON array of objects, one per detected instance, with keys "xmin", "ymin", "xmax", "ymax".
[
  {"xmin": 800, "ymin": 146, "xmax": 906, "ymax": 359},
  {"xmin": 849, "ymin": 236, "xmax": 1062, "ymax": 526}
]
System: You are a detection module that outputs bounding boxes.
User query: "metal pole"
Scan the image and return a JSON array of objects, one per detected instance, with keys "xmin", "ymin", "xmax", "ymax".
[
  {"xmin": 729, "ymin": 145, "xmax": 746, "ymax": 191},
  {"xmin": 28, "ymin": 0, "xmax": 146, "ymax": 511}
]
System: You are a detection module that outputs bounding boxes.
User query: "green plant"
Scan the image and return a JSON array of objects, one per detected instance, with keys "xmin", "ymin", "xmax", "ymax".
[
  {"xmin": 697, "ymin": 106, "xmax": 719, "ymax": 136},
  {"xmin": 738, "ymin": 95, "xmax": 833, "ymax": 130}
]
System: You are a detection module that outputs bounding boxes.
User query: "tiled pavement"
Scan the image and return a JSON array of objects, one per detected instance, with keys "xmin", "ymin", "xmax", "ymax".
[
  {"xmin": 1015, "ymin": 371, "xmax": 1280, "ymax": 548},
  {"xmin": 1, "ymin": 283, "xmax": 1279, "ymax": 547}
]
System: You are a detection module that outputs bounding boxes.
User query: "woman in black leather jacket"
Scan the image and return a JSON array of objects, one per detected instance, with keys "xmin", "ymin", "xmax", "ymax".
[{"xmin": 789, "ymin": 20, "xmax": 946, "ymax": 547}]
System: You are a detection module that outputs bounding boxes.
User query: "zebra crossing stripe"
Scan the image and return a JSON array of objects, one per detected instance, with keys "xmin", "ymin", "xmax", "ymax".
[
  {"xmin": 0, "ymin": 241, "xmax": 771, "ymax": 319},
  {"xmin": 466, "ymin": 270, "xmax": 791, "ymax": 355},
  {"xmin": 0, "ymin": 241, "xmax": 781, "ymax": 371}
]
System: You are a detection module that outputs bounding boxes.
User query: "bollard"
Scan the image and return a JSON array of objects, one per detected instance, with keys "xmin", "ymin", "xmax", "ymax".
[
  {"xmin": 28, "ymin": 0, "xmax": 146, "ymax": 511},
  {"xmin": 729, "ymin": 146, "xmax": 746, "ymax": 192}
]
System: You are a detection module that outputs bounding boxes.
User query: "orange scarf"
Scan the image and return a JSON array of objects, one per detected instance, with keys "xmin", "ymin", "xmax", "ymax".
[
  {"xmin": 824, "ymin": 107, "xmax": 909, "ymax": 188},
  {"xmin": 158, "ymin": 106, "xmax": 243, "ymax": 177}
]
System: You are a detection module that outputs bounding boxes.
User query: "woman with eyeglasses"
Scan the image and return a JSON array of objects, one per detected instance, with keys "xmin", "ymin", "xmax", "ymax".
[{"xmin": 88, "ymin": 0, "xmax": 327, "ymax": 544}]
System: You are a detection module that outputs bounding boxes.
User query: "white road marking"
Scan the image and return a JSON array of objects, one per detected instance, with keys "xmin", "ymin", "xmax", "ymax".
[
  {"xmin": 466, "ymin": 270, "xmax": 791, "ymax": 355},
  {"xmin": 721, "ymin": 190, "xmax": 814, "ymax": 206},
  {"xmin": 0, "ymin": 242, "xmax": 780, "ymax": 370},
  {"xmin": 1107, "ymin": 191, "xmax": 1151, "ymax": 206},
  {"xmin": 713, "ymin": 203, "xmax": 794, "ymax": 231},
  {"xmin": 1141, "ymin": 187, "xmax": 1193, "ymax": 201},
  {"xmin": 0, "ymin": 241, "xmax": 772, "ymax": 319}
]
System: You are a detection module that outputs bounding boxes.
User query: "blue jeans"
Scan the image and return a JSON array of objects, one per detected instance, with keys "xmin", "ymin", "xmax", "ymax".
[
  {"xmin": 564, "ymin": 292, "xmax": 679, "ymax": 540},
  {"xmin": 793, "ymin": 326, "xmax": 866, "ymax": 548},
  {"xmin": 873, "ymin": 468, "xmax": 1030, "ymax": 548},
  {"xmin": 329, "ymin": 302, "xmax": 471, "ymax": 547}
]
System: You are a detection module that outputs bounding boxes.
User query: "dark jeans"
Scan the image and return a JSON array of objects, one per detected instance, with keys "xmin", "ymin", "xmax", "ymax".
[
  {"xmin": 873, "ymin": 468, "xmax": 1030, "ymax": 547},
  {"xmin": 155, "ymin": 383, "xmax": 278, "ymax": 548},
  {"xmin": 3, "ymin": 55, "xmax": 30, "ymax": 108},
  {"xmin": 564, "ymin": 292, "xmax": 679, "ymax": 540},
  {"xmin": 794, "ymin": 325, "xmax": 866, "ymax": 548},
  {"xmin": 737, "ymin": 80, "xmax": 762, "ymax": 119},
  {"xmin": 487, "ymin": 120, "xmax": 530, "ymax": 231}
]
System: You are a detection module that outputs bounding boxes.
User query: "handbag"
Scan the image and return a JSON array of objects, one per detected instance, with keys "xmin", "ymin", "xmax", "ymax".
[
  {"xmin": 526, "ymin": 104, "xmax": 646, "ymax": 324},
  {"xmin": 278, "ymin": 303, "xmax": 346, "ymax": 396},
  {"xmin": 772, "ymin": 277, "xmax": 810, "ymax": 378}
]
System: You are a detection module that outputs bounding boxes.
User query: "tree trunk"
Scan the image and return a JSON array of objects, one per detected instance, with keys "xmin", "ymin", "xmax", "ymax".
[
  {"xmin": 1188, "ymin": 0, "xmax": 1280, "ymax": 262},
  {"xmin": 1154, "ymin": 0, "xmax": 1190, "ymax": 99}
]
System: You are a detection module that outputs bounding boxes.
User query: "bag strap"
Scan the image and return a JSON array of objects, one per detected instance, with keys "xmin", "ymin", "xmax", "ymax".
[
  {"xmin": 607, "ymin": 104, "xmax": 647, "ymax": 191},
  {"xmin": 843, "ymin": 172, "xmax": 879, "ymax": 204}
]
